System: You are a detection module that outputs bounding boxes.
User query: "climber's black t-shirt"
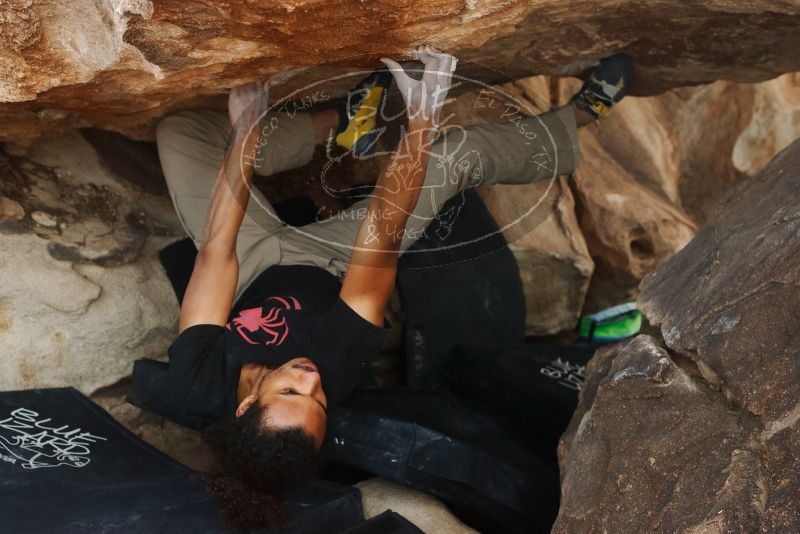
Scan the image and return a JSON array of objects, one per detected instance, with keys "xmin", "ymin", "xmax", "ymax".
[{"xmin": 130, "ymin": 265, "xmax": 387, "ymax": 429}]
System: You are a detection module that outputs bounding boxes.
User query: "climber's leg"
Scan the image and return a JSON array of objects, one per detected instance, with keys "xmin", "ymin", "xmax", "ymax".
[
  {"xmin": 156, "ymin": 108, "xmax": 325, "ymax": 300},
  {"xmin": 393, "ymin": 104, "xmax": 582, "ymax": 250},
  {"xmin": 156, "ymin": 109, "xmax": 325, "ymax": 243},
  {"xmin": 387, "ymin": 51, "xmax": 634, "ymax": 249},
  {"xmin": 570, "ymin": 52, "xmax": 634, "ymax": 123},
  {"xmin": 274, "ymin": 53, "xmax": 634, "ymax": 275},
  {"xmin": 276, "ymin": 104, "xmax": 580, "ymax": 275}
]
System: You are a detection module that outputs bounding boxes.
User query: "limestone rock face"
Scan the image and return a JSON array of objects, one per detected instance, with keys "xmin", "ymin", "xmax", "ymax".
[
  {"xmin": 556, "ymin": 139, "xmax": 800, "ymax": 532},
  {"xmin": 3, "ymin": 0, "xmax": 800, "ymax": 143},
  {"xmin": 0, "ymin": 131, "xmax": 182, "ymax": 394},
  {"xmin": 567, "ymin": 72, "xmax": 800, "ymax": 227}
]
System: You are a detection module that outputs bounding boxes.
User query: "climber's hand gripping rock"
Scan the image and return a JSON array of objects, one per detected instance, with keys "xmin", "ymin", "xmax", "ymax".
[
  {"xmin": 381, "ymin": 45, "xmax": 458, "ymax": 128},
  {"xmin": 227, "ymin": 80, "xmax": 271, "ymax": 135}
]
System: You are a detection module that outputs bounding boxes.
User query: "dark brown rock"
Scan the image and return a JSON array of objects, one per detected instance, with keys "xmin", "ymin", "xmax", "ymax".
[
  {"xmin": 639, "ymin": 140, "xmax": 800, "ymax": 421},
  {"xmin": 555, "ymin": 335, "xmax": 764, "ymax": 533},
  {"xmin": 558, "ymin": 140, "xmax": 800, "ymax": 532},
  {"xmin": 639, "ymin": 138, "xmax": 800, "ymax": 531}
]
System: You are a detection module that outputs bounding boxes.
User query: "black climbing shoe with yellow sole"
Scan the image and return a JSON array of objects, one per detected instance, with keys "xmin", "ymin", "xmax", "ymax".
[
  {"xmin": 327, "ymin": 69, "xmax": 393, "ymax": 157},
  {"xmin": 571, "ymin": 53, "xmax": 634, "ymax": 119}
]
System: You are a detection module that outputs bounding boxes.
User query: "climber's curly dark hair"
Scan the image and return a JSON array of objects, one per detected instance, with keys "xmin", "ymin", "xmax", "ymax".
[{"xmin": 202, "ymin": 404, "xmax": 319, "ymax": 530}]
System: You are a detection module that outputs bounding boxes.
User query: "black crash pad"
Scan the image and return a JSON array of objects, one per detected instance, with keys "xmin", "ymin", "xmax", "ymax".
[
  {"xmin": 0, "ymin": 388, "xmax": 365, "ymax": 533},
  {"xmin": 341, "ymin": 511, "xmax": 424, "ymax": 533},
  {"xmin": 327, "ymin": 388, "xmax": 559, "ymax": 534},
  {"xmin": 281, "ymin": 480, "xmax": 365, "ymax": 534},
  {"xmin": 0, "ymin": 387, "xmax": 225, "ymax": 533},
  {"xmin": 443, "ymin": 342, "xmax": 595, "ymax": 455},
  {"xmin": 396, "ymin": 189, "xmax": 525, "ymax": 388}
]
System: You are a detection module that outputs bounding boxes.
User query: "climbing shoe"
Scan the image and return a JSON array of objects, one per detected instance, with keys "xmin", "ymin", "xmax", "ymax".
[
  {"xmin": 327, "ymin": 69, "xmax": 393, "ymax": 157},
  {"xmin": 578, "ymin": 302, "xmax": 642, "ymax": 342},
  {"xmin": 571, "ymin": 53, "xmax": 634, "ymax": 119}
]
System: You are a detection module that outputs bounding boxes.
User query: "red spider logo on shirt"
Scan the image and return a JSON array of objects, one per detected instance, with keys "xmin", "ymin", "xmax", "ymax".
[{"xmin": 226, "ymin": 296, "xmax": 301, "ymax": 346}]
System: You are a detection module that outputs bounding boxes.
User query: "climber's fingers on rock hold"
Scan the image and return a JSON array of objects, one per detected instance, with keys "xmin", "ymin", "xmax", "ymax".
[
  {"xmin": 412, "ymin": 44, "xmax": 437, "ymax": 64},
  {"xmin": 227, "ymin": 80, "xmax": 269, "ymax": 132},
  {"xmin": 419, "ymin": 48, "xmax": 457, "ymax": 123},
  {"xmin": 381, "ymin": 57, "xmax": 426, "ymax": 121},
  {"xmin": 418, "ymin": 48, "xmax": 457, "ymax": 93},
  {"xmin": 229, "ymin": 80, "xmax": 267, "ymax": 101},
  {"xmin": 380, "ymin": 57, "xmax": 412, "ymax": 88},
  {"xmin": 415, "ymin": 45, "xmax": 457, "ymax": 76},
  {"xmin": 382, "ymin": 48, "xmax": 457, "ymax": 124},
  {"xmin": 379, "ymin": 59, "xmax": 420, "ymax": 112}
]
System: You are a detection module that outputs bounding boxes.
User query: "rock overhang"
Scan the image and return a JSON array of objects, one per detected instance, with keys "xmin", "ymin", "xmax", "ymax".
[{"xmin": 2, "ymin": 0, "xmax": 800, "ymax": 143}]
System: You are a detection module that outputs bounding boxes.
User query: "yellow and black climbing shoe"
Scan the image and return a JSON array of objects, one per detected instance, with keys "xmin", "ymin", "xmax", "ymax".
[
  {"xmin": 327, "ymin": 69, "xmax": 393, "ymax": 158},
  {"xmin": 571, "ymin": 53, "xmax": 634, "ymax": 120}
]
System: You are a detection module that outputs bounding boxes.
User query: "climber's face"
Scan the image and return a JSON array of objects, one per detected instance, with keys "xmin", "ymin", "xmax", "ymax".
[{"xmin": 236, "ymin": 358, "xmax": 328, "ymax": 448}]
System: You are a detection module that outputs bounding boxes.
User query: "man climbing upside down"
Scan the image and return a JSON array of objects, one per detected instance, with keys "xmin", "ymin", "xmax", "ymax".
[{"xmin": 131, "ymin": 48, "xmax": 632, "ymax": 527}]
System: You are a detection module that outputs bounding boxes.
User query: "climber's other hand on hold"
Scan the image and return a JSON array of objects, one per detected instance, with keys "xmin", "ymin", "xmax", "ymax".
[
  {"xmin": 381, "ymin": 45, "xmax": 457, "ymax": 128},
  {"xmin": 228, "ymin": 80, "xmax": 270, "ymax": 136}
]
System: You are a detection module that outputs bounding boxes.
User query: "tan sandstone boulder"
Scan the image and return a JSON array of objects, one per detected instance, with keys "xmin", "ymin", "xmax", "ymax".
[
  {"xmin": 0, "ymin": 131, "xmax": 182, "ymax": 394},
  {"xmin": 2, "ymin": 0, "xmax": 800, "ymax": 143},
  {"xmin": 440, "ymin": 71, "xmax": 800, "ymax": 332},
  {"xmin": 563, "ymin": 73, "xmax": 800, "ymax": 310}
]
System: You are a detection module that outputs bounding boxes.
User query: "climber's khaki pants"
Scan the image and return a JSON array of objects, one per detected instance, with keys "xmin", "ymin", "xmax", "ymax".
[{"xmin": 156, "ymin": 106, "xmax": 579, "ymax": 302}]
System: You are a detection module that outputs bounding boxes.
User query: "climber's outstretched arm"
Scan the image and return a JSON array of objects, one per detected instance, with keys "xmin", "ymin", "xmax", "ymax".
[
  {"xmin": 179, "ymin": 82, "xmax": 269, "ymax": 333},
  {"xmin": 339, "ymin": 123, "xmax": 434, "ymax": 326},
  {"xmin": 340, "ymin": 47, "xmax": 457, "ymax": 326}
]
